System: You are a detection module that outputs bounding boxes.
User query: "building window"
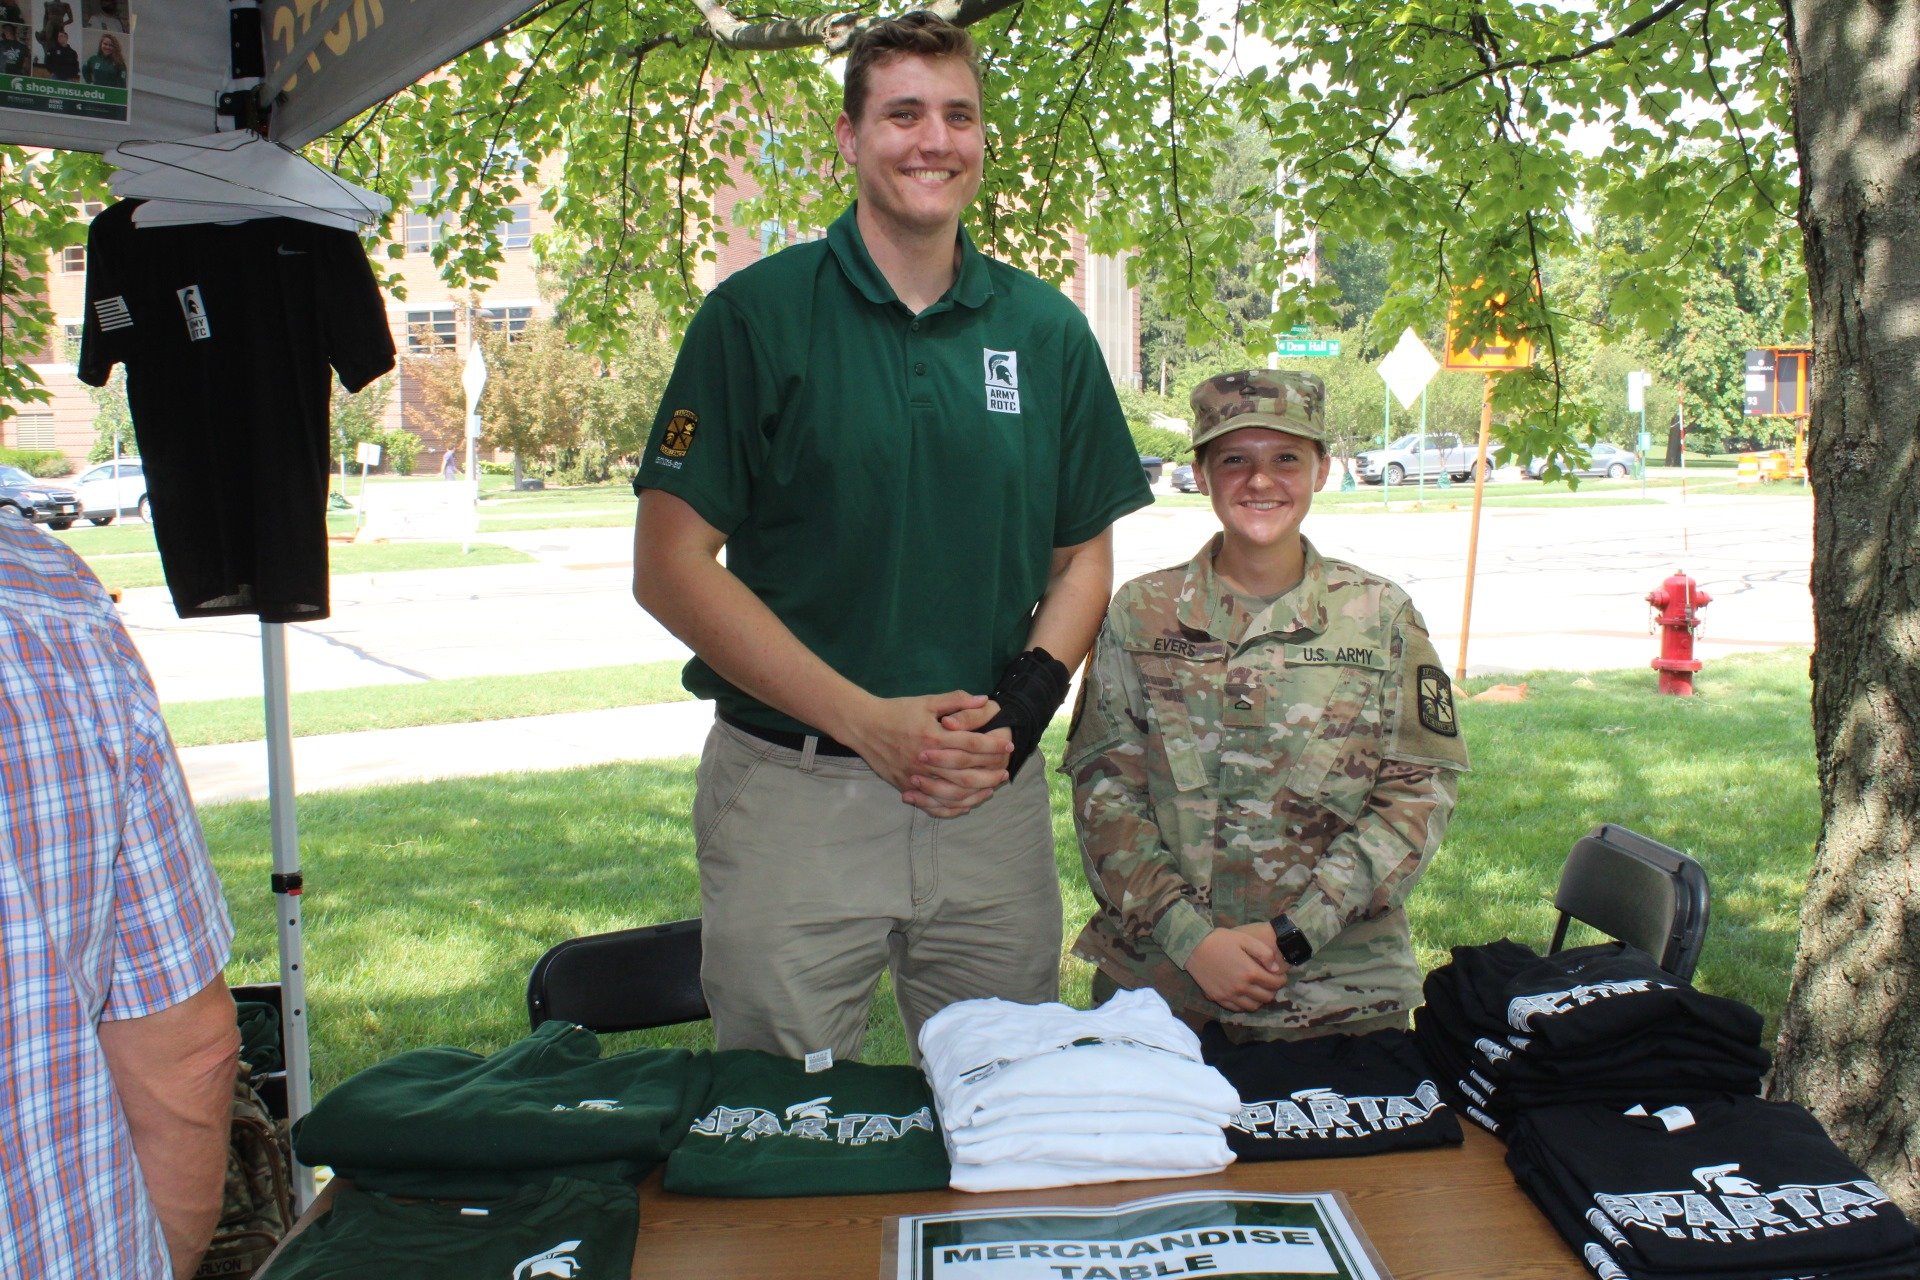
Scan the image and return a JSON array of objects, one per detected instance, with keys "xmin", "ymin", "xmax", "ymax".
[
  {"xmin": 403, "ymin": 211, "xmax": 444, "ymax": 254},
  {"xmin": 480, "ymin": 305, "xmax": 534, "ymax": 339},
  {"xmin": 60, "ymin": 203, "xmax": 105, "ymax": 272},
  {"xmin": 11, "ymin": 414, "xmax": 55, "ymax": 451},
  {"xmin": 498, "ymin": 204, "xmax": 532, "ymax": 250},
  {"xmin": 403, "ymin": 180, "xmax": 444, "ymax": 254},
  {"xmin": 405, "ymin": 308, "xmax": 457, "ymax": 351}
]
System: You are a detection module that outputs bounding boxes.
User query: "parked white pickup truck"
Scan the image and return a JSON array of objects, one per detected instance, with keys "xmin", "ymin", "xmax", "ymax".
[{"xmin": 1355, "ymin": 432, "xmax": 1500, "ymax": 485}]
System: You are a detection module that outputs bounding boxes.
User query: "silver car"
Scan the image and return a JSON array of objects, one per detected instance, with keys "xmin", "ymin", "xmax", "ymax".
[
  {"xmin": 1524, "ymin": 441, "xmax": 1638, "ymax": 480},
  {"xmin": 74, "ymin": 457, "xmax": 149, "ymax": 524}
]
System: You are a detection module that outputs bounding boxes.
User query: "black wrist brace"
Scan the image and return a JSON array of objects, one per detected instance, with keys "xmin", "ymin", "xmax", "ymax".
[{"xmin": 980, "ymin": 647, "xmax": 1071, "ymax": 779}]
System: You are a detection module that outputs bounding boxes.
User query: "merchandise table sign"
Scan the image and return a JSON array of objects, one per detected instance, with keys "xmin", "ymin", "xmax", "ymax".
[{"xmin": 884, "ymin": 1190, "xmax": 1388, "ymax": 1280}]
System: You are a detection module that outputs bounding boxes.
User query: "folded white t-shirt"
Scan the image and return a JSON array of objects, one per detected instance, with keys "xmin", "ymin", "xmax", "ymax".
[
  {"xmin": 949, "ymin": 1108, "xmax": 1226, "ymax": 1150},
  {"xmin": 952, "ymin": 1128, "xmax": 1233, "ymax": 1171},
  {"xmin": 950, "ymin": 1156, "xmax": 1230, "ymax": 1194},
  {"xmin": 921, "ymin": 990, "xmax": 1237, "ymax": 1133}
]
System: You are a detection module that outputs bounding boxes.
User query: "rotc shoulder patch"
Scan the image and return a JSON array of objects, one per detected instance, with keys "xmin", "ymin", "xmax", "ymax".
[
  {"xmin": 1416, "ymin": 664, "xmax": 1459, "ymax": 737},
  {"xmin": 660, "ymin": 409, "xmax": 699, "ymax": 458}
]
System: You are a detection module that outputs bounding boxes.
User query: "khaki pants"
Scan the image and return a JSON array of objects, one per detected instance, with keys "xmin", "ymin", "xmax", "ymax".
[{"xmin": 693, "ymin": 719, "xmax": 1062, "ymax": 1063}]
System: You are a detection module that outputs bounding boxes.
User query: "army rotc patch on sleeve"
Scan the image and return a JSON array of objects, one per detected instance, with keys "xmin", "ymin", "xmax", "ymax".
[
  {"xmin": 660, "ymin": 408, "xmax": 699, "ymax": 458},
  {"xmin": 1416, "ymin": 664, "xmax": 1459, "ymax": 737}
]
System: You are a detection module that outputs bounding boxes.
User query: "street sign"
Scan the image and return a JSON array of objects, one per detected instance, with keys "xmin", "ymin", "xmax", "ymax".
[
  {"xmin": 1627, "ymin": 370, "xmax": 1650, "ymax": 412},
  {"xmin": 1288, "ymin": 324, "xmax": 1312, "ymax": 338},
  {"xmin": 1376, "ymin": 328, "xmax": 1440, "ymax": 410},
  {"xmin": 354, "ymin": 441, "xmax": 382, "ymax": 466},
  {"xmin": 462, "ymin": 340, "xmax": 489, "ymax": 416},
  {"xmin": 1275, "ymin": 338, "xmax": 1342, "ymax": 357},
  {"xmin": 1744, "ymin": 347, "xmax": 1810, "ymax": 417},
  {"xmin": 1444, "ymin": 284, "xmax": 1534, "ymax": 372}
]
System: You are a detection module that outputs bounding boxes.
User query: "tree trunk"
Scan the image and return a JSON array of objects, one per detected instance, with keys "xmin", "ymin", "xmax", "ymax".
[{"xmin": 1772, "ymin": 0, "xmax": 1920, "ymax": 1217}]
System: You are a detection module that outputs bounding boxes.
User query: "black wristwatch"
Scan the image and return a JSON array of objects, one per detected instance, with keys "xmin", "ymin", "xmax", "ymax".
[{"xmin": 1269, "ymin": 914, "xmax": 1313, "ymax": 966}]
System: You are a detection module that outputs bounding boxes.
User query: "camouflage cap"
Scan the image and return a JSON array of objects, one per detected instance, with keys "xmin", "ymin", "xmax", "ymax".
[{"xmin": 1189, "ymin": 369, "xmax": 1327, "ymax": 451}]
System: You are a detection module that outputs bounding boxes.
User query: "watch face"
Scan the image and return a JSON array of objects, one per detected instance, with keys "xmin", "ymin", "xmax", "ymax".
[{"xmin": 1271, "ymin": 917, "xmax": 1312, "ymax": 965}]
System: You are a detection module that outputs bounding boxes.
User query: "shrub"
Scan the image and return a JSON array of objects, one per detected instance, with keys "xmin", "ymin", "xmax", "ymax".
[
  {"xmin": 380, "ymin": 428, "xmax": 421, "ymax": 477},
  {"xmin": 0, "ymin": 448, "xmax": 72, "ymax": 477}
]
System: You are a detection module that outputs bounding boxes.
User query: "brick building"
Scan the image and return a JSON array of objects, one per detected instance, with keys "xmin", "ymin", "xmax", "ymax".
[{"xmin": 6, "ymin": 155, "xmax": 1140, "ymax": 473}]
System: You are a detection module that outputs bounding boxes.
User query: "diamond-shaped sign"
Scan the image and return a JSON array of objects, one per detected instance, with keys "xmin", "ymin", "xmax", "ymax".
[{"xmin": 1377, "ymin": 328, "xmax": 1440, "ymax": 410}]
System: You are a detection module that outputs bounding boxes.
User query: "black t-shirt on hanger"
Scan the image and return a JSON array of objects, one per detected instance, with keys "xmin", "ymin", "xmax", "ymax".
[{"xmin": 78, "ymin": 198, "xmax": 395, "ymax": 622}]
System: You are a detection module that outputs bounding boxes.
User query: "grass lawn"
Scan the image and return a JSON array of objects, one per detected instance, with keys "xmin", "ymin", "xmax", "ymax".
[
  {"xmin": 203, "ymin": 650, "xmax": 1817, "ymax": 1094},
  {"xmin": 164, "ymin": 660, "xmax": 693, "ymax": 747},
  {"xmin": 81, "ymin": 539, "xmax": 533, "ymax": 593}
]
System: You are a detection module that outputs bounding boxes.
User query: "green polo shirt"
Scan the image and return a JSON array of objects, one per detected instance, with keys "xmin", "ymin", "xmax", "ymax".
[{"xmin": 636, "ymin": 204, "xmax": 1151, "ymax": 735}]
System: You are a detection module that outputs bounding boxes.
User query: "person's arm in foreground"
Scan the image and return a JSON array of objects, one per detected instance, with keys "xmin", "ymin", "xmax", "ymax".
[
  {"xmin": 911, "ymin": 527, "xmax": 1117, "ymax": 810},
  {"xmin": 98, "ymin": 977, "xmax": 241, "ymax": 1279},
  {"xmin": 633, "ymin": 489, "xmax": 1011, "ymax": 816}
]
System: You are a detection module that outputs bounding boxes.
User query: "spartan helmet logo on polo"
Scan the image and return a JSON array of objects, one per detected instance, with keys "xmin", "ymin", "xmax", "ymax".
[
  {"xmin": 1693, "ymin": 1163, "xmax": 1764, "ymax": 1196},
  {"xmin": 1416, "ymin": 664, "xmax": 1458, "ymax": 737},
  {"xmin": 982, "ymin": 349, "xmax": 1022, "ymax": 414},
  {"xmin": 660, "ymin": 408, "xmax": 698, "ymax": 458},
  {"xmin": 512, "ymin": 1240, "xmax": 582, "ymax": 1279},
  {"xmin": 784, "ymin": 1096, "xmax": 832, "ymax": 1122}
]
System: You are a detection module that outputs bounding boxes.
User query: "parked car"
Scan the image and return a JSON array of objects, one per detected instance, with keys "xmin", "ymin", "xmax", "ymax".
[
  {"xmin": 0, "ymin": 465, "xmax": 82, "ymax": 530},
  {"xmin": 1355, "ymin": 433, "xmax": 1500, "ymax": 485},
  {"xmin": 1171, "ymin": 462, "xmax": 1199, "ymax": 492},
  {"xmin": 73, "ymin": 457, "xmax": 149, "ymax": 524},
  {"xmin": 1523, "ymin": 441, "xmax": 1638, "ymax": 480},
  {"xmin": 1139, "ymin": 455, "xmax": 1165, "ymax": 485}
]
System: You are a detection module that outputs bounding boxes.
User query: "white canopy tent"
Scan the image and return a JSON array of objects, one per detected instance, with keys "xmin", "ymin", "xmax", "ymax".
[{"xmin": 1, "ymin": 0, "xmax": 542, "ymax": 1206}]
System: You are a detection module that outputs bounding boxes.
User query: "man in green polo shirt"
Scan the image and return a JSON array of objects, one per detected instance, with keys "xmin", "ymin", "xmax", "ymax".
[{"xmin": 631, "ymin": 12, "xmax": 1150, "ymax": 1063}]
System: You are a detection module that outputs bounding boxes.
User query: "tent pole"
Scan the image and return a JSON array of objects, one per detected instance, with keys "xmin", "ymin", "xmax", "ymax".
[{"xmin": 261, "ymin": 622, "xmax": 316, "ymax": 1210}]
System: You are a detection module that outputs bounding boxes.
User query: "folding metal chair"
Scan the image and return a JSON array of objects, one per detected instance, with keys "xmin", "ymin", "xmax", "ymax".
[
  {"xmin": 525, "ymin": 917, "xmax": 709, "ymax": 1032},
  {"xmin": 1548, "ymin": 823, "xmax": 1710, "ymax": 981}
]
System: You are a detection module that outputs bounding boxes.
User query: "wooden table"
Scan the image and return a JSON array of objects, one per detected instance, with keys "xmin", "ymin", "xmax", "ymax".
[{"xmin": 270, "ymin": 1126, "xmax": 1583, "ymax": 1277}]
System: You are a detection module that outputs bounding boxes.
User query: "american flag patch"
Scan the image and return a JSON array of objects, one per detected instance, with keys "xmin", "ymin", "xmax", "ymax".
[{"xmin": 93, "ymin": 296, "xmax": 133, "ymax": 331}]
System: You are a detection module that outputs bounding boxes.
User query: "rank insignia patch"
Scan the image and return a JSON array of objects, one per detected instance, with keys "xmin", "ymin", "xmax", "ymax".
[
  {"xmin": 1416, "ymin": 665, "xmax": 1458, "ymax": 737},
  {"xmin": 661, "ymin": 409, "xmax": 699, "ymax": 458}
]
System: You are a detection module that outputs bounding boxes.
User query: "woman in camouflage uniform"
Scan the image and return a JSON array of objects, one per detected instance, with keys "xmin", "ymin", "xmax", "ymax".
[{"xmin": 1065, "ymin": 369, "xmax": 1471, "ymax": 1041}]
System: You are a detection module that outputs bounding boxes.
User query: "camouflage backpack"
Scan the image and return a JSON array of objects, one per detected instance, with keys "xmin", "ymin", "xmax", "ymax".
[{"xmin": 192, "ymin": 1068, "xmax": 294, "ymax": 1280}]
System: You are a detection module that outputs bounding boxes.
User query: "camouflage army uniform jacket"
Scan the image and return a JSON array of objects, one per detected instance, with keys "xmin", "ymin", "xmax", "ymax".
[{"xmin": 1066, "ymin": 535, "xmax": 1470, "ymax": 1037}]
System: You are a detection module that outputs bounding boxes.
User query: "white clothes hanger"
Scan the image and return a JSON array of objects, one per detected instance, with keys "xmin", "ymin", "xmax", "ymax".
[{"xmin": 104, "ymin": 131, "xmax": 388, "ymax": 228}]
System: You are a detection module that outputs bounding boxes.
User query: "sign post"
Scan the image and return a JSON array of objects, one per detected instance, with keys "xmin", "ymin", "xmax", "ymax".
[
  {"xmin": 1627, "ymin": 371, "xmax": 1650, "ymax": 495},
  {"xmin": 1375, "ymin": 329, "xmax": 1441, "ymax": 511},
  {"xmin": 353, "ymin": 439, "xmax": 382, "ymax": 529},
  {"xmin": 461, "ymin": 339, "xmax": 489, "ymax": 553},
  {"xmin": 1444, "ymin": 285, "xmax": 1534, "ymax": 682}
]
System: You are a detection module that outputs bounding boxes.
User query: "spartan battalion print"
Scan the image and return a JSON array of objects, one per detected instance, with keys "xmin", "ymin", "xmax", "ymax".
[
  {"xmin": 1593, "ymin": 1163, "xmax": 1895, "ymax": 1246},
  {"xmin": 1231, "ymin": 1081, "xmax": 1447, "ymax": 1141},
  {"xmin": 687, "ymin": 1094, "xmax": 934, "ymax": 1145},
  {"xmin": 1507, "ymin": 978, "xmax": 1676, "ymax": 1032},
  {"xmin": 1204, "ymin": 1028, "xmax": 1464, "ymax": 1161},
  {"xmin": 664, "ymin": 1052, "xmax": 951, "ymax": 1196}
]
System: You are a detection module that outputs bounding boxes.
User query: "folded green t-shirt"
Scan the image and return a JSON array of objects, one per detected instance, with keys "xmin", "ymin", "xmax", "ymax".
[
  {"xmin": 664, "ymin": 1050, "xmax": 949, "ymax": 1197},
  {"xmin": 294, "ymin": 1021, "xmax": 708, "ymax": 1197},
  {"xmin": 261, "ymin": 1176, "xmax": 636, "ymax": 1279}
]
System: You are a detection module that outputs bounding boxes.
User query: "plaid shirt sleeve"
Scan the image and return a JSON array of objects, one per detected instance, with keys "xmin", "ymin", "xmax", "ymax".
[{"xmin": 100, "ymin": 602, "xmax": 233, "ymax": 1022}]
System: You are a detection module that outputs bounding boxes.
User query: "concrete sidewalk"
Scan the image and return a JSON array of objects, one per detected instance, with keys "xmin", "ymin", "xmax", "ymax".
[{"xmin": 178, "ymin": 700, "xmax": 716, "ymax": 805}]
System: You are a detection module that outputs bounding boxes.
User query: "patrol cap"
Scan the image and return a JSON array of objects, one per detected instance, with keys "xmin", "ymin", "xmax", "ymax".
[{"xmin": 1189, "ymin": 369, "xmax": 1327, "ymax": 452}]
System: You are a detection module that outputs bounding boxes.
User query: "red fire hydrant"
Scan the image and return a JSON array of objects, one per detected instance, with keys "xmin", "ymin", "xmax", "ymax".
[{"xmin": 1647, "ymin": 571, "xmax": 1711, "ymax": 695}]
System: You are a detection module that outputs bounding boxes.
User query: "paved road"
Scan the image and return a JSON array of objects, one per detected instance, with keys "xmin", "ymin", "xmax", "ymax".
[{"xmin": 130, "ymin": 485, "xmax": 1812, "ymax": 707}]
